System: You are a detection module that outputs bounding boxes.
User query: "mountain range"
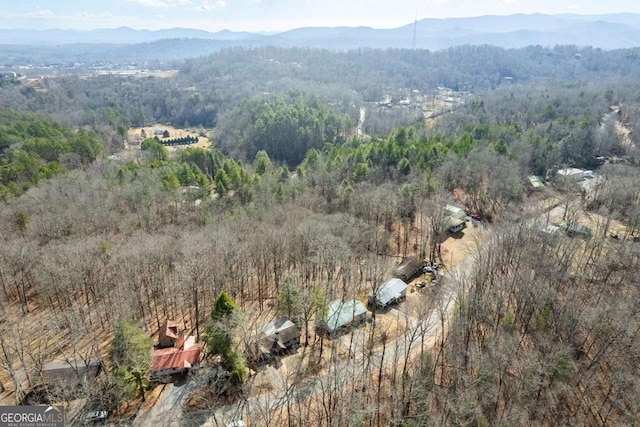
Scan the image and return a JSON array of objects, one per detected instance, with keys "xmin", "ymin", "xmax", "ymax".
[{"xmin": 1, "ymin": 13, "xmax": 639, "ymax": 65}]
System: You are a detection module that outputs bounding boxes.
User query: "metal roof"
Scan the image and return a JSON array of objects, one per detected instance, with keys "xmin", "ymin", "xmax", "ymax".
[
  {"xmin": 445, "ymin": 204, "xmax": 467, "ymax": 220},
  {"xmin": 323, "ymin": 300, "xmax": 368, "ymax": 333},
  {"xmin": 370, "ymin": 278, "xmax": 408, "ymax": 306}
]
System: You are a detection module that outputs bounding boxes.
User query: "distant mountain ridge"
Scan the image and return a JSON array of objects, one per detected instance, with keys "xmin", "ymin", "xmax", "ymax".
[{"xmin": 1, "ymin": 13, "xmax": 640, "ymax": 50}]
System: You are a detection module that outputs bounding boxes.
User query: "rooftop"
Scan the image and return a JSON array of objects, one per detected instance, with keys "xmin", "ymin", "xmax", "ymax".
[
  {"xmin": 323, "ymin": 300, "xmax": 368, "ymax": 333},
  {"xmin": 151, "ymin": 336, "xmax": 201, "ymax": 372},
  {"xmin": 370, "ymin": 278, "xmax": 408, "ymax": 305},
  {"xmin": 445, "ymin": 204, "xmax": 468, "ymax": 220},
  {"xmin": 42, "ymin": 357, "xmax": 102, "ymax": 386},
  {"xmin": 528, "ymin": 175, "xmax": 544, "ymax": 189}
]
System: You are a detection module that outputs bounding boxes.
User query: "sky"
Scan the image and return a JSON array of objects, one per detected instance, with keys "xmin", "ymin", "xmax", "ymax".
[{"xmin": 2, "ymin": 0, "xmax": 640, "ymax": 33}]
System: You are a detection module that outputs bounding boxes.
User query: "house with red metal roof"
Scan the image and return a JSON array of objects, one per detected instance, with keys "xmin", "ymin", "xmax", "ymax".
[{"xmin": 150, "ymin": 320, "xmax": 201, "ymax": 382}]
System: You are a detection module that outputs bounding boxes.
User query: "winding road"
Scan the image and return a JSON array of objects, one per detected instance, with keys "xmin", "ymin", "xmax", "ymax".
[{"xmin": 133, "ymin": 226, "xmax": 483, "ymax": 427}]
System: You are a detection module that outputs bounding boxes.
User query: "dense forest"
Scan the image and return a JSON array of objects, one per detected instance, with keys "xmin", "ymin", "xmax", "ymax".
[{"xmin": 0, "ymin": 44, "xmax": 639, "ymax": 426}]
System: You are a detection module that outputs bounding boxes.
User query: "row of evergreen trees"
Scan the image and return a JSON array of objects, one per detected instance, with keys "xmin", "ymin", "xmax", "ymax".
[{"xmin": 154, "ymin": 135, "xmax": 199, "ymax": 146}]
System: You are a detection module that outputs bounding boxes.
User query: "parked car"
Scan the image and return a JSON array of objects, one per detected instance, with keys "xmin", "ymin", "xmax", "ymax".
[
  {"xmin": 415, "ymin": 281, "xmax": 426, "ymax": 288},
  {"xmin": 423, "ymin": 262, "xmax": 440, "ymax": 273},
  {"xmin": 226, "ymin": 421, "xmax": 246, "ymax": 427},
  {"xmin": 470, "ymin": 213, "xmax": 482, "ymax": 220},
  {"xmin": 85, "ymin": 411, "xmax": 108, "ymax": 423}
]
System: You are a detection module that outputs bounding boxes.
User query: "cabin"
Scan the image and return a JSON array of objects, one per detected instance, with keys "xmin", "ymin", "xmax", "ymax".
[
  {"xmin": 41, "ymin": 357, "xmax": 103, "ymax": 389},
  {"xmin": 150, "ymin": 320, "xmax": 201, "ymax": 382},
  {"xmin": 257, "ymin": 318, "xmax": 300, "ymax": 358},
  {"xmin": 368, "ymin": 278, "xmax": 408, "ymax": 309},
  {"xmin": 443, "ymin": 205, "xmax": 468, "ymax": 233},
  {"xmin": 444, "ymin": 216, "xmax": 465, "ymax": 233},
  {"xmin": 320, "ymin": 300, "xmax": 368, "ymax": 337},
  {"xmin": 393, "ymin": 257, "xmax": 423, "ymax": 282}
]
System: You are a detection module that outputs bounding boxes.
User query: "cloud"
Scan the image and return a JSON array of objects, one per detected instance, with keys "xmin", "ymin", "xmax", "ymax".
[
  {"xmin": 75, "ymin": 12, "xmax": 115, "ymax": 19},
  {"xmin": 28, "ymin": 9, "xmax": 56, "ymax": 17},
  {"xmin": 194, "ymin": 0, "xmax": 226, "ymax": 11},
  {"xmin": 128, "ymin": 0, "xmax": 192, "ymax": 7}
]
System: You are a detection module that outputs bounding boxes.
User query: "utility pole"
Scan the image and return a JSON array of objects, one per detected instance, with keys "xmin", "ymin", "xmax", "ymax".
[{"xmin": 411, "ymin": 11, "xmax": 418, "ymax": 50}]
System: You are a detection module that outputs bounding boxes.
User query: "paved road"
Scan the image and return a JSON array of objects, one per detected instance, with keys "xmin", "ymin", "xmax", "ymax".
[{"xmin": 133, "ymin": 379, "xmax": 200, "ymax": 427}]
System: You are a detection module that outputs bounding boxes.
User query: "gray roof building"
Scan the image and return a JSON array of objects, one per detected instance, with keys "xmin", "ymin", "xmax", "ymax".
[
  {"xmin": 259, "ymin": 318, "xmax": 300, "ymax": 354},
  {"xmin": 443, "ymin": 205, "xmax": 467, "ymax": 232},
  {"xmin": 369, "ymin": 278, "xmax": 408, "ymax": 309},
  {"xmin": 393, "ymin": 257, "xmax": 423, "ymax": 282},
  {"xmin": 322, "ymin": 300, "xmax": 368, "ymax": 335},
  {"xmin": 41, "ymin": 357, "xmax": 103, "ymax": 388}
]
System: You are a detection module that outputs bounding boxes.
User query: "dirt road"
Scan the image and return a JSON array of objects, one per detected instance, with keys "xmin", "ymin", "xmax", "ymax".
[{"xmin": 194, "ymin": 248, "xmax": 474, "ymax": 427}]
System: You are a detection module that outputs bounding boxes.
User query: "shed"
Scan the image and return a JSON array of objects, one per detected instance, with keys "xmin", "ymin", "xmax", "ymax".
[
  {"xmin": 259, "ymin": 318, "xmax": 300, "ymax": 354},
  {"xmin": 321, "ymin": 300, "xmax": 368, "ymax": 336},
  {"xmin": 393, "ymin": 257, "xmax": 423, "ymax": 282},
  {"xmin": 528, "ymin": 175, "xmax": 544, "ymax": 189},
  {"xmin": 41, "ymin": 357, "xmax": 103, "ymax": 388},
  {"xmin": 368, "ymin": 278, "xmax": 408, "ymax": 309},
  {"xmin": 560, "ymin": 221, "xmax": 592, "ymax": 238}
]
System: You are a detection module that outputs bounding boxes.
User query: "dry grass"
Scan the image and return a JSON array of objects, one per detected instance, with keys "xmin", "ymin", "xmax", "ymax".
[{"xmin": 127, "ymin": 125, "xmax": 212, "ymax": 152}]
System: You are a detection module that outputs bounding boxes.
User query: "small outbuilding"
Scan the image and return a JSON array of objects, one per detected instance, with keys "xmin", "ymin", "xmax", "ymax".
[
  {"xmin": 320, "ymin": 300, "xmax": 368, "ymax": 337},
  {"xmin": 368, "ymin": 278, "xmax": 408, "ymax": 309},
  {"xmin": 559, "ymin": 221, "xmax": 592, "ymax": 239},
  {"xmin": 393, "ymin": 257, "xmax": 423, "ymax": 282},
  {"xmin": 528, "ymin": 175, "xmax": 545, "ymax": 189}
]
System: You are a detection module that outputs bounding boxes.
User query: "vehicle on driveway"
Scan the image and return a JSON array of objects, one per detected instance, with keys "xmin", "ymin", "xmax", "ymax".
[
  {"xmin": 415, "ymin": 281, "xmax": 427, "ymax": 288},
  {"xmin": 423, "ymin": 262, "xmax": 440, "ymax": 273},
  {"xmin": 85, "ymin": 411, "xmax": 108, "ymax": 423}
]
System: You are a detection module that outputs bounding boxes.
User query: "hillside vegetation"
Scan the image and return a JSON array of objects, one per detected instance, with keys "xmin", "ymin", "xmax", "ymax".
[{"xmin": 0, "ymin": 44, "xmax": 639, "ymax": 426}]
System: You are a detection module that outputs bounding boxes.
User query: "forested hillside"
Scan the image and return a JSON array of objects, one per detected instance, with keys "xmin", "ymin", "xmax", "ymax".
[{"xmin": 0, "ymin": 44, "xmax": 639, "ymax": 426}]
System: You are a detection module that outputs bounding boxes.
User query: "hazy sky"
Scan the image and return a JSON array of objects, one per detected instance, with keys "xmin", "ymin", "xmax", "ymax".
[{"xmin": 2, "ymin": 0, "xmax": 640, "ymax": 32}]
